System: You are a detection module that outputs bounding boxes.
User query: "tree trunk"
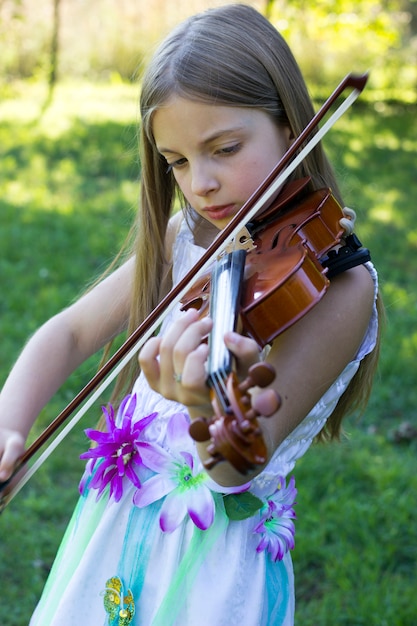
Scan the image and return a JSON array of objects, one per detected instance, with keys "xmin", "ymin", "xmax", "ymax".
[
  {"xmin": 44, "ymin": 0, "xmax": 61, "ymax": 109},
  {"xmin": 264, "ymin": 0, "xmax": 275, "ymax": 19}
]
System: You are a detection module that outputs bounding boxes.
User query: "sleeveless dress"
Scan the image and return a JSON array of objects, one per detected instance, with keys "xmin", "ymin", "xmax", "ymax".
[{"xmin": 30, "ymin": 219, "xmax": 379, "ymax": 626}]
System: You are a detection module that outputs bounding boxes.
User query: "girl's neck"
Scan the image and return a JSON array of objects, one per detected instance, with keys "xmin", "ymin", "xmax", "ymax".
[{"xmin": 191, "ymin": 214, "xmax": 219, "ymax": 249}]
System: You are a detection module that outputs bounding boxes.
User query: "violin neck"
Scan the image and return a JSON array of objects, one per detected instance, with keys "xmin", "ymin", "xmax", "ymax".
[{"xmin": 208, "ymin": 249, "xmax": 246, "ymax": 384}]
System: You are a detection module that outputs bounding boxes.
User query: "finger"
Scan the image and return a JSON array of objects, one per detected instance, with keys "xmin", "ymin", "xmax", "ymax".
[
  {"xmin": 251, "ymin": 388, "xmax": 281, "ymax": 417},
  {"xmin": 0, "ymin": 433, "xmax": 25, "ymax": 482},
  {"xmin": 159, "ymin": 308, "xmax": 201, "ymax": 355},
  {"xmin": 154, "ymin": 309, "xmax": 199, "ymax": 382},
  {"xmin": 138, "ymin": 336, "xmax": 162, "ymax": 388},
  {"xmin": 181, "ymin": 342, "xmax": 210, "ymax": 388},
  {"xmin": 157, "ymin": 310, "xmax": 211, "ymax": 380},
  {"xmin": 159, "ymin": 315, "xmax": 212, "ymax": 399},
  {"xmin": 224, "ymin": 331, "xmax": 261, "ymax": 374},
  {"xmin": 171, "ymin": 316, "xmax": 212, "ymax": 376},
  {"xmin": 169, "ymin": 342, "xmax": 212, "ymax": 409},
  {"xmin": 0, "ymin": 463, "xmax": 28, "ymax": 498}
]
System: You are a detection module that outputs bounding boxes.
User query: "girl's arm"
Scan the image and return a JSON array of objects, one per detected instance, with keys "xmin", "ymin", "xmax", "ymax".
[
  {"xmin": 0, "ymin": 257, "xmax": 134, "ymax": 480},
  {"xmin": 139, "ymin": 263, "xmax": 376, "ymax": 487}
]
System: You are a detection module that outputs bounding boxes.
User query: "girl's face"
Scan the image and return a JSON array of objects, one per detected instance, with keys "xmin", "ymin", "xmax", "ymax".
[{"xmin": 153, "ymin": 96, "xmax": 292, "ymax": 231}]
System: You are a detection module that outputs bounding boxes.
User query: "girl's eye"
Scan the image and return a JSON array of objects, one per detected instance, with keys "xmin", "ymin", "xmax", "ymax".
[
  {"xmin": 166, "ymin": 158, "xmax": 187, "ymax": 173},
  {"xmin": 164, "ymin": 143, "xmax": 241, "ymax": 173},
  {"xmin": 217, "ymin": 143, "xmax": 241, "ymax": 156}
]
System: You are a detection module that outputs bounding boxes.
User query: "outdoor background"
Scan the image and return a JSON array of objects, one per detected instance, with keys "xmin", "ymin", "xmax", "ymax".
[{"xmin": 1, "ymin": 0, "xmax": 416, "ymax": 624}]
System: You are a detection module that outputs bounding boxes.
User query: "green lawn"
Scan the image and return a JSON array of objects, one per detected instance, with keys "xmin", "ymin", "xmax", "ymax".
[{"xmin": 0, "ymin": 82, "xmax": 416, "ymax": 625}]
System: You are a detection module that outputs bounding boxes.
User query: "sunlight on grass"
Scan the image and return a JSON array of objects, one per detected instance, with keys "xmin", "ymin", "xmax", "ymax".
[
  {"xmin": 407, "ymin": 228, "xmax": 417, "ymax": 247},
  {"xmin": 0, "ymin": 81, "xmax": 139, "ymax": 127},
  {"xmin": 1, "ymin": 83, "xmax": 416, "ymax": 626},
  {"xmin": 368, "ymin": 188, "xmax": 403, "ymax": 223},
  {"xmin": 401, "ymin": 330, "xmax": 417, "ymax": 359},
  {"xmin": 383, "ymin": 281, "xmax": 414, "ymax": 310},
  {"xmin": 1, "ymin": 83, "xmax": 140, "ymax": 221},
  {"xmin": 373, "ymin": 129, "xmax": 417, "ymax": 154}
]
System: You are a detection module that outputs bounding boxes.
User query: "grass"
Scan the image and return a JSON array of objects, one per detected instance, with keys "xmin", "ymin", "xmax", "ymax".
[
  {"xmin": 293, "ymin": 433, "xmax": 417, "ymax": 625},
  {"xmin": 0, "ymin": 81, "xmax": 416, "ymax": 625}
]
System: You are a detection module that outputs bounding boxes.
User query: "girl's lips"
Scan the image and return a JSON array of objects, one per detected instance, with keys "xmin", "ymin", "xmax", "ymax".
[{"xmin": 203, "ymin": 204, "xmax": 237, "ymax": 221}]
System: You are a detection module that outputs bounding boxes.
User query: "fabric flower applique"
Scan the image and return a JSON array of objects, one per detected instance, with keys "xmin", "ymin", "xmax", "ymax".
[
  {"xmin": 103, "ymin": 576, "xmax": 135, "ymax": 626},
  {"xmin": 133, "ymin": 412, "xmax": 249, "ymax": 532},
  {"xmin": 79, "ymin": 393, "xmax": 157, "ymax": 502},
  {"xmin": 253, "ymin": 475, "xmax": 297, "ymax": 562}
]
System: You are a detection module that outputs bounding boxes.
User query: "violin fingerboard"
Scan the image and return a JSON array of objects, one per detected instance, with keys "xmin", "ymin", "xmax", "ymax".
[{"xmin": 208, "ymin": 250, "xmax": 246, "ymax": 381}]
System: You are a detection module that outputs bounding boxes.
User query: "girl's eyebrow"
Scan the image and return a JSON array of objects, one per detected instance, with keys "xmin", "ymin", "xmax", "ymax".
[{"xmin": 158, "ymin": 126, "xmax": 246, "ymax": 154}]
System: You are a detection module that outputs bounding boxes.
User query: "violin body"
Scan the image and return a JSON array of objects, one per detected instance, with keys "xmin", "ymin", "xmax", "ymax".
[{"xmin": 241, "ymin": 183, "xmax": 345, "ymax": 346}]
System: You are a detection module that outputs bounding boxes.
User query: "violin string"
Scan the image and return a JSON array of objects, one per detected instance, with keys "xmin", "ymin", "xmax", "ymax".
[{"xmin": 210, "ymin": 370, "xmax": 229, "ymax": 414}]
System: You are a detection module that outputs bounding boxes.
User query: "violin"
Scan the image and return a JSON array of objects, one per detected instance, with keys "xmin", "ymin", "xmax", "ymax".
[
  {"xmin": 0, "ymin": 73, "xmax": 369, "ymax": 508},
  {"xmin": 181, "ymin": 177, "xmax": 346, "ymax": 347},
  {"xmin": 183, "ymin": 177, "xmax": 370, "ymax": 474}
]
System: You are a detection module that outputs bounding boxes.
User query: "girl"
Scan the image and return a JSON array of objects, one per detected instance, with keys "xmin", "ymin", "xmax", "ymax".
[{"xmin": 0, "ymin": 4, "xmax": 381, "ymax": 625}]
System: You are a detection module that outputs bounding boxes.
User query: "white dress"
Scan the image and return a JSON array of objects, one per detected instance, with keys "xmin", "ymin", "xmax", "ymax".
[{"xmin": 30, "ymin": 219, "xmax": 379, "ymax": 626}]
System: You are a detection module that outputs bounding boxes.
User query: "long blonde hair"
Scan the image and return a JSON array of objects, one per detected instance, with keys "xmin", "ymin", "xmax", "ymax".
[{"xmin": 106, "ymin": 3, "xmax": 382, "ymax": 438}]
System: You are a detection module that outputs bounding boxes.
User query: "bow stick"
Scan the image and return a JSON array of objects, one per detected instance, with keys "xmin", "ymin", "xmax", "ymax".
[{"xmin": 0, "ymin": 72, "xmax": 368, "ymax": 510}]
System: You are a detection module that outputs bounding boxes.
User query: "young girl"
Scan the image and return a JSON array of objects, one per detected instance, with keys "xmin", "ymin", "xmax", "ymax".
[{"xmin": 0, "ymin": 4, "xmax": 381, "ymax": 625}]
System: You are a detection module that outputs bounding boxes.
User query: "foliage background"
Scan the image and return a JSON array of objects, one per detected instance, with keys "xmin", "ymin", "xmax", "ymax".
[
  {"xmin": 1, "ymin": 0, "xmax": 416, "ymax": 98},
  {"xmin": 0, "ymin": 1, "xmax": 416, "ymax": 625}
]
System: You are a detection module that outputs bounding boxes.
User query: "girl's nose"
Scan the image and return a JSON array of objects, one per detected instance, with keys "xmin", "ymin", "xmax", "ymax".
[{"xmin": 191, "ymin": 164, "xmax": 220, "ymax": 197}]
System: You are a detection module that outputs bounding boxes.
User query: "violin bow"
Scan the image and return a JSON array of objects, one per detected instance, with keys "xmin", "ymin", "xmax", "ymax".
[{"xmin": 0, "ymin": 72, "xmax": 368, "ymax": 510}]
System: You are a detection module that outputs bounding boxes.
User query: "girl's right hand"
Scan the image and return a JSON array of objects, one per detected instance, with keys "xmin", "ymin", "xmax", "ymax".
[{"xmin": 0, "ymin": 427, "xmax": 25, "ymax": 483}]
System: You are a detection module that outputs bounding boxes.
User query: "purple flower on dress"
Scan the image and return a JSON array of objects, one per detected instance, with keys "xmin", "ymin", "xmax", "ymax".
[
  {"xmin": 79, "ymin": 394, "xmax": 157, "ymax": 502},
  {"xmin": 133, "ymin": 412, "xmax": 248, "ymax": 532},
  {"xmin": 253, "ymin": 475, "xmax": 297, "ymax": 562}
]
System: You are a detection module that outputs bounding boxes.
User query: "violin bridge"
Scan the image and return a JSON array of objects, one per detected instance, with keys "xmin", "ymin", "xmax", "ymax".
[{"xmin": 224, "ymin": 227, "xmax": 256, "ymax": 254}]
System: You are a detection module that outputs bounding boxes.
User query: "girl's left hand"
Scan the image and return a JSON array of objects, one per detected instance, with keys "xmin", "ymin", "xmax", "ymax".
[
  {"xmin": 139, "ymin": 308, "xmax": 212, "ymax": 409},
  {"xmin": 138, "ymin": 308, "xmax": 262, "ymax": 414}
]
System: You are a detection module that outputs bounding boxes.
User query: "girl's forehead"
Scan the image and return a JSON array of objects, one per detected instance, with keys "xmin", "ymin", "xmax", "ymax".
[{"xmin": 152, "ymin": 97, "xmax": 268, "ymax": 148}]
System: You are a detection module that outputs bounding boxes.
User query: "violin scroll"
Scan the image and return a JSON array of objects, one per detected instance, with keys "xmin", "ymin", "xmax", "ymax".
[{"xmin": 188, "ymin": 363, "xmax": 281, "ymax": 475}]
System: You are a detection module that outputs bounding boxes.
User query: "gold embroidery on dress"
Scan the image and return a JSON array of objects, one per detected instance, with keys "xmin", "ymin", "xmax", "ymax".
[{"xmin": 103, "ymin": 576, "xmax": 135, "ymax": 625}]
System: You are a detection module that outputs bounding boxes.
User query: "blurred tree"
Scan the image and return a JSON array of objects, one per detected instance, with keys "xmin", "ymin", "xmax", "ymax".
[
  {"xmin": 265, "ymin": 0, "xmax": 416, "ymax": 99},
  {"xmin": 0, "ymin": 0, "xmax": 415, "ymax": 101},
  {"xmin": 48, "ymin": 0, "xmax": 60, "ymax": 89},
  {"xmin": 265, "ymin": 0, "xmax": 275, "ymax": 18},
  {"xmin": 44, "ymin": 0, "xmax": 61, "ymax": 108}
]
